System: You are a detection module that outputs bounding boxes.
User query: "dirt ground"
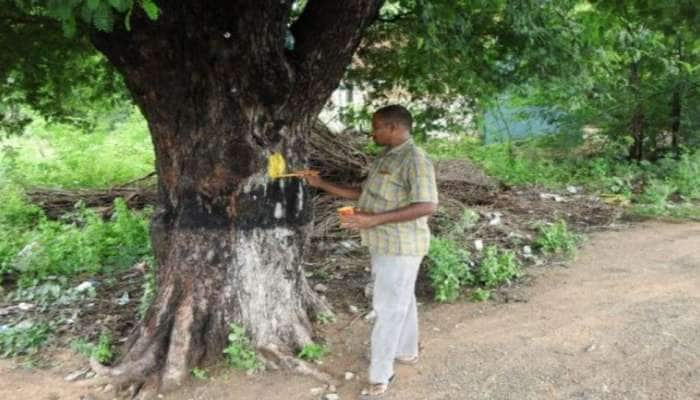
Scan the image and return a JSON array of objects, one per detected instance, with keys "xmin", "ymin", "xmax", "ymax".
[{"xmin": 1, "ymin": 221, "xmax": 699, "ymax": 400}]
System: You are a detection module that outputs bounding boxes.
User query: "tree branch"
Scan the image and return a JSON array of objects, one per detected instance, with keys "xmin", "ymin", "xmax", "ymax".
[{"xmin": 288, "ymin": 0, "xmax": 384, "ymax": 116}]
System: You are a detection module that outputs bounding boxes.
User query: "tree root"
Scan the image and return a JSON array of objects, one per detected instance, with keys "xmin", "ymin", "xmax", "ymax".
[{"xmin": 260, "ymin": 344, "xmax": 338, "ymax": 386}]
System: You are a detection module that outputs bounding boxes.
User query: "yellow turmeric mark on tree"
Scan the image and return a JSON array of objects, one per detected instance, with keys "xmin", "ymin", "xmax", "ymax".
[{"xmin": 267, "ymin": 152, "xmax": 287, "ymax": 178}]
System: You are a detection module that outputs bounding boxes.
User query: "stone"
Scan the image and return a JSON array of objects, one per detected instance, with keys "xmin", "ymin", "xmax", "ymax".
[
  {"xmin": 74, "ymin": 281, "xmax": 94, "ymax": 293},
  {"xmin": 102, "ymin": 384, "xmax": 114, "ymax": 393},
  {"xmin": 324, "ymin": 394, "xmax": 340, "ymax": 400},
  {"xmin": 17, "ymin": 302, "xmax": 34, "ymax": 311},
  {"xmin": 523, "ymin": 245, "xmax": 532, "ymax": 256},
  {"xmin": 364, "ymin": 310, "xmax": 376, "ymax": 322},
  {"xmin": 310, "ymin": 387, "xmax": 324, "ymax": 395},
  {"xmin": 347, "ymin": 305, "xmax": 360, "ymax": 315},
  {"xmin": 116, "ymin": 292, "xmax": 130, "ymax": 306},
  {"xmin": 327, "ymin": 384, "xmax": 337, "ymax": 392},
  {"xmin": 64, "ymin": 368, "xmax": 89, "ymax": 382},
  {"xmin": 344, "ymin": 371, "xmax": 355, "ymax": 380},
  {"xmin": 473, "ymin": 239, "xmax": 484, "ymax": 251},
  {"xmin": 314, "ymin": 283, "xmax": 328, "ymax": 293}
]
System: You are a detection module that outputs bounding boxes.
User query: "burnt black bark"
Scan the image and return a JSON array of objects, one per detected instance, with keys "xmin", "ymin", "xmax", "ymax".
[{"xmin": 88, "ymin": 0, "xmax": 382, "ymax": 393}]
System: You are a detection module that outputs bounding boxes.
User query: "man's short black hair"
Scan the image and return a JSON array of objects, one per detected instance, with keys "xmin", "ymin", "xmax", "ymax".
[{"xmin": 374, "ymin": 104, "xmax": 413, "ymax": 132}]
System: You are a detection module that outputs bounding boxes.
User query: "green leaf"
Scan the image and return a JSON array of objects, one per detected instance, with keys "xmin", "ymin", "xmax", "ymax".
[
  {"xmin": 80, "ymin": 2, "xmax": 94, "ymax": 23},
  {"xmin": 92, "ymin": 2, "xmax": 115, "ymax": 32},
  {"xmin": 140, "ymin": 0, "xmax": 161, "ymax": 20},
  {"xmin": 108, "ymin": 0, "xmax": 131, "ymax": 13},
  {"xmin": 62, "ymin": 16, "xmax": 77, "ymax": 37},
  {"xmin": 87, "ymin": 0, "xmax": 101, "ymax": 11}
]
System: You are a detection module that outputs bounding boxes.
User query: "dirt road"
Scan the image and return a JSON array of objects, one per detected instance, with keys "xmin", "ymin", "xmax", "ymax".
[{"xmin": 1, "ymin": 221, "xmax": 699, "ymax": 400}]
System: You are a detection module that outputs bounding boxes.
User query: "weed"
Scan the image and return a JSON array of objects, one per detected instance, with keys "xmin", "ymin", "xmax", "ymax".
[
  {"xmin": 426, "ymin": 238, "xmax": 473, "ymax": 302},
  {"xmin": 533, "ymin": 220, "xmax": 580, "ymax": 257},
  {"xmin": 315, "ymin": 312, "xmax": 335, "ymax": 325},
  {"xmin": 0, "ymin": 322, "xmax": 51, "ymax": 357},
  {"xmin": 70, "ymin": 338, "xmax": 95, "ymax": 359},
  {"xmin": 297, "ymin": 343, "xmax": 329, "ymax": 362},
  {"xmin": 223, "ymin": 324, "xmax": 263, "ymax": 373},
  {"xmin": 476, "ymin": 246, "xmax": 521, "ymax": 288},
  {"xmin": 191, "ymin": 367, "xmax": 208, "ymax": 380},
  {"xmin": 471, "ymin": 288, "xmax": 491, "ymax": 302},
  {"xmin": 93, "ymin": 331, "xmax": 114, "ymax": 364}
]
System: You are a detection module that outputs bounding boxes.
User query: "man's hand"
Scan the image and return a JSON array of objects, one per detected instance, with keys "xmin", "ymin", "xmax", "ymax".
[
  {"xmin": 304, "ymin": 172, "xmax": 324, "ymax": 188},
  {"xmin": 340, "ymin": 211, "xmax": 379, "ymax": 230}
]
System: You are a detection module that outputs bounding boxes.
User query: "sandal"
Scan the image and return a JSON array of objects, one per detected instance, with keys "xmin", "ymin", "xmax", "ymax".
[
  {"xmin": 360, "ymin": 375, "xmax": 395, "ymax": 398},
  {"xmin": 395, "ymin": 354, "xmax": 419, "ymax": 365}
]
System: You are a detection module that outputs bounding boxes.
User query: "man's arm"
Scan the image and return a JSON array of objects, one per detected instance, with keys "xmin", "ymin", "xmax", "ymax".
[
  {"xmin": 305, "ymin": 174, "xmax": 361, "ymax": 200},
  {"xmin": 340, "ymin": 202, "xmax": 436, "ymax": 230}
]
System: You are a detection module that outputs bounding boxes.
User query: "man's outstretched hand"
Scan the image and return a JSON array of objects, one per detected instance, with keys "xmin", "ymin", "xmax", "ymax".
[{"xmin": 303, "ymin": 171, "xmax": 324, "ymax": 188}]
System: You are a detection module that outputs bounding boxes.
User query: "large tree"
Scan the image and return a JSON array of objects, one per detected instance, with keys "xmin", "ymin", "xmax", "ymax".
[
  {"xmin": 2, "ymin": 0, "xmax": 610, "ymax": 395},
  {"xmin": 5, "ymin": 0, "xmax": 383, "ymax": 393}
]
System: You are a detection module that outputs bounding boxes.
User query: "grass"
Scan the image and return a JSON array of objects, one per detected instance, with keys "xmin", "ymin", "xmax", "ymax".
[
  {"xmin": 0, "ymin": 108, "xmax": 153, "ymax": 189},
  {"xmin": 426, "ymin": 135, "xmax": 700, "ymax": 220}
]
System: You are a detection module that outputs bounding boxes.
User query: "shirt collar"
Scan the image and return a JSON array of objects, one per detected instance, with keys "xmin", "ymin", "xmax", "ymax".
[{"xmin": 383, "ymin": 137, "xmax": 413, "ymax": 156}]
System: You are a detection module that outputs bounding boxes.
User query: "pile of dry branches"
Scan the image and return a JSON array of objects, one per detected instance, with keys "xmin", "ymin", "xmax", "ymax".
[{"xmin": 26, "ymin": 123, "xmax": 494, "ymax": 239}]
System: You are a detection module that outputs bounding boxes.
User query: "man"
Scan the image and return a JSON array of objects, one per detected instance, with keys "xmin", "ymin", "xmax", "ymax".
[{"xmin": 306, "ymin": 105, "xmax": 438, "ymax": 398}]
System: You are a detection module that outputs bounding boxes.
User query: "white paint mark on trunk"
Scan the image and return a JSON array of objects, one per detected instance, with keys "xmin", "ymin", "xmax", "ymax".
[
  {"xmin": 297, "ymin": 185, "xmax": 304, "ymax": 213},
  {"xmin": 274, "ymin": 202, "xmax": 284, "ymax": 219}
]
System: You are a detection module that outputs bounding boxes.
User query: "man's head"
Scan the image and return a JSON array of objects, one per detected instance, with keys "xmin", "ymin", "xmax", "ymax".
[{"xmin": 371, "ymin": 105, "xmax": 412, "ymax": 147}]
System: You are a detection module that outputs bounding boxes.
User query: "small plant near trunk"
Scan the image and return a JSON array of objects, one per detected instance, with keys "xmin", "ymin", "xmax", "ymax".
[
  {"xmin": 190, "ymin": 367, "xmax": 208, "ymax": 380},
  {"xmin": 315, "ymin": 312, "xmax": 335, "ymax": 325},
  {"xmin": 297, "ymin": 343, "xmax": 329, "ymax": 362},
  {"xmin": 223, "ymin": 324, "xmax": 263, "ymax": 373}
]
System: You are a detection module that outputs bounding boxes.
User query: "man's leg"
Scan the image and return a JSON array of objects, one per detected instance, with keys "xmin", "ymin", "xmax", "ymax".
[
  {"xmin": 368, "ymin": 255, "xmax": 421, "ymax": 384},
  {"xmin": 396, "ymin": 291, "xmax": 419, "ymax": 360}
]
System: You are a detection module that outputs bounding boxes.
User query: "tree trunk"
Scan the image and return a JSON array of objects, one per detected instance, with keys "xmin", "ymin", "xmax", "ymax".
[
  {"xmin": 88, "ymin": 1, "xmax": 382, "ymax": 394},
  {"xmin": 670, "ymin": 36, "xmax": 684, "ymax": 159},
  {"xmin": 628, "ymin": 61, "xmax": 645, "ymax": 162}
]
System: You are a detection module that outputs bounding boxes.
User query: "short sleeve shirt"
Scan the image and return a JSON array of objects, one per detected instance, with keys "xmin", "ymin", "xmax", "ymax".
[{"xmin": 357, "ymin": 138, "xmax": 439, "ymax": 256}]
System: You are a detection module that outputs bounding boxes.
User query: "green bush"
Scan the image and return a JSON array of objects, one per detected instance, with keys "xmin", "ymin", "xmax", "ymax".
[
  {"xmin": 7, "ymin": 199, "xmax": 151, "ymax": 286},
  {"xmin": 533, "ymin": 220, "xmax": 580, "ymax": 257},
  {"xmin": 476, "ymin": 246, "xmax": 521, "ymax": 288},
  {"xmin": 223, "ymin": 324, "xmax": 263, "ymax": 373},
  {"xmin": 426, "ymin": 238, "xmax": 473, "ymax": 302}
]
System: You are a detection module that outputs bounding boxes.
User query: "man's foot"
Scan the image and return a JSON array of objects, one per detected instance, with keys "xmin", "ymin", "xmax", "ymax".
[
  {"xmin": 395, "ymin": 354, "xmax": 419, "ymax": 365},
  {"xmin": 360, "ymin": 375, "xmax": 395, "ymax": 398}
]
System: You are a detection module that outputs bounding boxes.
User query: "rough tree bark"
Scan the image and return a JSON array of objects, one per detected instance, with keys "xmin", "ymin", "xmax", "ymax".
[{"xmin": 87, "ymin": 0, "xmax": 382, "ymax": 395}]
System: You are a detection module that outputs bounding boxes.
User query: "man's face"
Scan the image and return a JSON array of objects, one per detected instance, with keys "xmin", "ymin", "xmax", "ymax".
[{"xmin": 371, "ymin": 116, "xmax": 395, "ymax": 146}]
